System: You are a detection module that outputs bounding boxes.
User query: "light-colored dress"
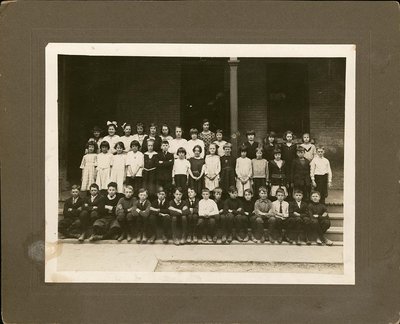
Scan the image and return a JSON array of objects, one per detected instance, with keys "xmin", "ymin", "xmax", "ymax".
[
  {"xmin": 120, "ymin": 135, "xmax": 134, "ymax": 153},
  {"xmin": 300, "ymin": 143, "xmax": 317, "ymax": 161},
  {"xmin": 213, "ymin": 140, "xmax": 227, "ymax": 157},
  {"xmin": 102, "ymin": 135, "xmax": 121, "ymax": 154},
  {"xmin": 96, "ymin": 153, "xmax": 113, "ymax": 190},
  {"xmin": 204, "ymin": 154, "xmax": 221, "ymax": 191},
  {"xmin": 110, "ymin": 153, "xmax": 126, "ymax": 193},
  {"xmin": 132, "ymin": 133, "xmax": 147, "ymax": 147},
  {"xmin": 80, "ymin": 153, "xmax": 97, "ymax": 191},
  {"xmin": 169, "ymin": 138, "xmax": 188, "ymax": 158},
  {"xmin": 235, "ymin": 157, "xmax": 252, "ymax": 197}
]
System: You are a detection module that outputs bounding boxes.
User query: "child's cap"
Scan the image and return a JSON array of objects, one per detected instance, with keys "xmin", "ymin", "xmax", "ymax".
[{"xmin": 246, "ymin": 130, "xmax": 256, "ymax": 136}]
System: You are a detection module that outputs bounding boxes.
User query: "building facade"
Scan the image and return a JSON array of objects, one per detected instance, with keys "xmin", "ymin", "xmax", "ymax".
[{"xmin": 58, "ymin": 56, "xmax": 345, "ymax": 190}]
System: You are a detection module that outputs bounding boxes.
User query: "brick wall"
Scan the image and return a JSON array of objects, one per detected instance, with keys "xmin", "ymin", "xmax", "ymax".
[{"xmin": 116, "ymin": 57, "xmax": 181, "ymax": 130}]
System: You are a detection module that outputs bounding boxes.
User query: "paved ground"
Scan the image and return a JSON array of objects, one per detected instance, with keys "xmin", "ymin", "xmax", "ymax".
[{"xmin": 56, "ymin": 243, "xmax": 343, "ymax": 274}]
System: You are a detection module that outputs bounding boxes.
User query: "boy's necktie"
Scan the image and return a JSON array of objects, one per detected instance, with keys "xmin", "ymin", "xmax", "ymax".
[{"xmin": 279, "ymin": 201, "xmax": 283, "ymax": 214}]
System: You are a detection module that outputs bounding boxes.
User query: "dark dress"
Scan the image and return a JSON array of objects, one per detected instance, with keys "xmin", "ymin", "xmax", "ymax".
[
  {"xmin": 241, "ymin": 141, "xmax": 260, "ymax": 160},
  {"xmin": 143, "ymin": 152, "xmax": 159, "ymax": 196},
  {"xmin": 263, "ymin": 143, "xmax": 279, "ymax": 161},
  {"xmin": 280, "ymin": 143, "xmax": 298, "ymax": 175},
  {"xmin": 188, "ymin": 157, "xmax": 205, "ymax": 195},
  {"xmin": 220, "ymin": 155, "xmax": 236, "ymax": 194}
]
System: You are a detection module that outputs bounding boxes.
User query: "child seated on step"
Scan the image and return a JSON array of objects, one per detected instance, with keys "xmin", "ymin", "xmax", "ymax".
[
  {"xmin": 133, "ymin": 188, "xmax": 152, "ymax": 244},
  {"xmin": 253, "ymin": 186, "xmax": 274, "ymax": 243},
  {"xmin": 269, "ymin": 188, "xmax": 290, "ymax": 244},
  {"xmin": 197, "ymin": 188, "xmax": 219, "ymax": 243},
  {"xmin": 58, "ymin": 184, "xmax": 83, "ymax": 239},
  {"xmin": 115, "ymin": 185, "xmax": 137, "ymax": 242},
  {"xmin": 169, "ymin": 187, "xmax": 189, "ymax": 245},
  {"xmin": 186, "ymin": 187, "xmax": 200, "ymax": 244},
  {"xmin": 150, "ymin": 187, "xmax": 171, "ymax": 244},
  {"xmin": 223, "ymin": 186, "xmax": 243, "ymax": 243},
  {"xmin": 288, "ymin": 189, "xmax": 309, "ymax": 245},
  {"xmin": 307, "ymin": 190, "xmax": 332, "ymax": 246},
  {"xmin": 89, "ymin": 182, "xmax": 120, "ymax": 241},
  {"xmin": 212, "ymin": 187, "xmax": 225, "ymax": 242},
  {"xmin": 237, "ymin": 188, "xmax": 254, "ymax": 242}
]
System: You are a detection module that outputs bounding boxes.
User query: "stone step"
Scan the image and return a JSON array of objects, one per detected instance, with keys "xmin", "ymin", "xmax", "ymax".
[
  {"xmin": 330, "ymin": 213, "xmax": 343, "ymax": 227},
  {"xmin": 325, "ymin": 226, "xmax": 343, "ymax": 241},
  {"xmin": 327, "ymin": 204, "xmax": 343, "ymax": 213},
  {"xmin": 58, "ymin": 238, "xmax": 343, "ymax": 246}
]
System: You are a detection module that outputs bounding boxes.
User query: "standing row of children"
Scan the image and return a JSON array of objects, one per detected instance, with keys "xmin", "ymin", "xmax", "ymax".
[{"xmin": 79, "ymin": 119, "xmax": 333, "ymax": 204}]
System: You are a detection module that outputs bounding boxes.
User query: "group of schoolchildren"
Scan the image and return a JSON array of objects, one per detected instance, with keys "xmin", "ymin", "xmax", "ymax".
[{"xmin": 59, "ymin": 119, "xmax": 334, "ymax": 246}]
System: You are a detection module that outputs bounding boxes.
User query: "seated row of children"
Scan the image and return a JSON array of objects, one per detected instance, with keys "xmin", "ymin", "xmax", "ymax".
[
  {"xmin": 59, "ymin": 182, "xmax": 333, "ymax": 246},
  {"xmin": 81, "ymin": 127, "xmax": 332, "ymax": 204}
]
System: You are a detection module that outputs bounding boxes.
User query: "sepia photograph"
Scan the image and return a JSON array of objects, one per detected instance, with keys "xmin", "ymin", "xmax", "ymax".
[{"xmin": 45, "ymin": 43, "xmax": 355, "ymax": 284}]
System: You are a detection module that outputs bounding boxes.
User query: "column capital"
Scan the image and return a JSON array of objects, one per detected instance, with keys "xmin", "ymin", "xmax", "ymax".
[{"xmin": 228, "ymin": 57, "xmax": 240, "ymax": 66}]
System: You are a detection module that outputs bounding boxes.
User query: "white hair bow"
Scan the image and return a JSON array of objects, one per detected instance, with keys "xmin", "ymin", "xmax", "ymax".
[
  {"xmin": 121, "ymin": 122, "xmax": 127, "ymax": 129},
  {"xmin": 107, "ymin": 121, "xmax": 117, "ymax": 127}
]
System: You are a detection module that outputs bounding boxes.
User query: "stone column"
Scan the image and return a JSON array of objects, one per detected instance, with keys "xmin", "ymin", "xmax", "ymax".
[{"xmin": 228, "ymin": 57, "xmax": 240, "ymax": 157}]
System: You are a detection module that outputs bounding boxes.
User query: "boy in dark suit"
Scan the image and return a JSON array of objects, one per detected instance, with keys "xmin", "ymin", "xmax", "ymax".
[
  {"xmin": 291, "ymin": 146, "xmax": 311, "ymax": 201},
  {"xmin": 307, "ymin": 190, "xmax": 333, "ymax": 246},
  {"xmin": 150, "ymin": 187, "xmax": 171, "ymax": 243},
  {"xmin": 186, "ymin": 187, "xmax": 200, "ymax": 243},
  {"xmin": 133, "ymin": 188, "xmax": 152, "ymax": 244},
  {"xmin": 157, "ymin": 140, "xmax": 174, "ymax": 198},
  {"xmin": 288, "ymin": 189, "xmax": 309, "ymax": 245},
  {"xmin": 58, "ymin": 184, "xmax": 83, "ymax": 239},
  {"xmin": 78, "ymin": 183, "xmax": 105, "ymax": 242},
  {"xmin": 89, "ymin": 182, "xmax": 120, "ymax": 241}
]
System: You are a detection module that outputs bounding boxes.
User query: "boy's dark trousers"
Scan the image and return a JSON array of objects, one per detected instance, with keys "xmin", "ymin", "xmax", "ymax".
[
  {"xmin": 116, "ymin": 210, "xmax": 135, "ymax": 237},
  {"xmin": 170, "ymin": 210, "xmax": 188, "ymax": 240},
  {"xmin": 197, "ymin": 216, "xmax": 216, "ymax": 237},
  {"xmin": 314, "ymin": 174, "xmax": 328, "ymax": 204},
  {"xmin": 268, "ymin": 216, "xmax": 289, "ymax": 240},
  {"xmin": 223, "ymin": 212, "xmax": 235, "ymax": 236},
  {"xmin": 187, "ymin": 210, "xmax": 199, "ymax": 238},
  {"xmin": 93, "ymin": 217, "xmax": 121, "ymax": 238},
  {"xmin": 308, "ymin": 216, "xmax": 331, "ymax": 239},
  {"xmin": 215, "ymin": 212, "xmax": 224, "ymax": 237},
  {"xmin": 59, "ymin": 210, "xmax": 80, "ymax": 236},
  {"xmin": 132, "ymin": 210, "xmax": 154, "ymax": 238},
  {"xmin": 235, "ymin": 213, "xmax": 248, "ymax": 236},
  {"xmin": 250, "ymin": 215, "xmax": 266, "ymax": 240},
  {"xmin": 79, "ymin": 209, "xmax": 101, "ymax": 235},
  {"xmin": 156, "ymin": 213, "xmax": 172, "ymax": 238},
  {"xmin": 285, "ymin": 216, "xmax": 303, "ymax": 239}
]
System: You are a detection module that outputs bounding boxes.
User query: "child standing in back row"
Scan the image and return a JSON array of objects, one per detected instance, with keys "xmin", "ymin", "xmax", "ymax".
[
  {"xmin": 213, "ymin": 129, "xmax": 227, "ymax": 157},
  {"xmin": 235, "ymin": 146, "xmax": 252, "ymax": 197},
  {"xmin": 252, "ymin": 148, "xmax": 269, "ymax": 196},
  {"xmin": 102, "ymin": 122, "xmax": 120, "ymax": 154},
  {"xmin": 120, "ymin": 123, "xmax": 134, "ymax": 153},
  {"xmin": 204, "ymin": 143, "xmax": 221, "ymax": 192},
  {"xmin": 80, "ymin": 141, "xmax": 98, "ymax": 193},
  {"xmin": 310, "ymin": 146, "xmax": 332, "ymax": 204},
  {"xmin": 300, "ymin": 132, "xmax": 317, "ymax": 161},
  {"xmin": 219, "ymin": 143, "xmax": 236, "ymax": 197}
]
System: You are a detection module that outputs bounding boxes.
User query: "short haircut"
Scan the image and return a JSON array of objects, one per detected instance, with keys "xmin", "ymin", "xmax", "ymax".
[
  {"xmin": 209, "ymin": 143, "xmax": 217, "ymax": 150},
  {"xmin": 190, "ymin": 128, "xmax": 198, "ymax": 135},
  {"xmin": 228, "ymin": 185, "xmax": 238, "ymax": 193},
  {"xmin": 223, "ymin": 142, "xmax": 232, "ymax": 149},
  {"xmin": 86, "ymin": 140, "xmax": 98, "ymax": 151},
  {"xmin": 125, "ymin": 185, "xmax": 134, "ymax": 191},
  {"xmin": 177, "ymin": 147, "xmax": 187, "ymax": 155},
  {"xmin": 311, "ymin": 190, "xmax": 321, "ymax": 197},
  {"xmin": 276, "ymin": 188, "xmax": 285, "ymax": 196},
  {"xmin": 258, "ymin": 186, "xmax": 268, "ymax": 193},
  {"xmin": 161, "ymin": 123, "xmax": 170, "ymax": 134},
  {"xmin": 246, "ymin": 129, "xmax": 255, "ymax": 136},
  {"xmin": 213, "ymin": 187, "xmax": 222, "ymax": 193},
  {"xmin": 240, "ymin": 146, "xmax": 248, "ymax": 153},
  {"xmin": 175, "ymin": 125, "xmax": 183, "ymax": 131},
  {"xmin": 138, "ymin": 188, "xmax": 148, "ymax": 195},
  {"xmin": 157, "ymin": 186, "xmax": 165, "ymax": 193},
  {"xmin": 244, "ymin": 188, "xmax": 253, "ymax": 195},
  {"xmin": 293, "ymin": 189, "xmax": 304, "ymax": 195},
  {"xmin": 71, "ymin": 184, "xmax": 80, "ymax": 191},
  {"xmin": 114, "ymin": 141, "xmax": 125, "ymax": 150},
  {"xmin": 202, "ymin": 119, "xmax": 209, "ymax": 125},
  {"xmin": 149, "ymin": 123, "xmax": 157, "ymax": 129},
  {"xmin": 130, "ymin": 140, "xmax": 141, "ymax": 149},
  {"xmin": 215, "ymin": 129, "xmax": 223, "ymax": 135},
  {"xmin": 316, "ymin": 145, "xmax": 325, "ymax": 150},
  {"xmin": 90, "ymin": 183, "xmax": 99, "ymax": 190},
  {"xmin": 107, "ymin": 182, "xmax": 117, "ymax": 189},
  {"xmin": 283, "ymin": 130, "xmax": 294, "ymax": 140},
  {"xmin": 136, "ymin": 122, "xmax": 144, "ymax": 128},
  {"xmin": 201, "ymin": 188, "xmax": 210, "ymax": 193},
  {"xmin": 193, "ymin": 145, "xmax": 202, "ymax": 153},
  {"xmin": 173, "ymin": 187, "xmax": 183, "ymax": 194},
  {"xmin": 161, "ymin": 140, "xmax": 170, "ymax": 145},
  {"xmin": 100, "ymin": 140, "xmax": 110, "ymax": 150}
]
